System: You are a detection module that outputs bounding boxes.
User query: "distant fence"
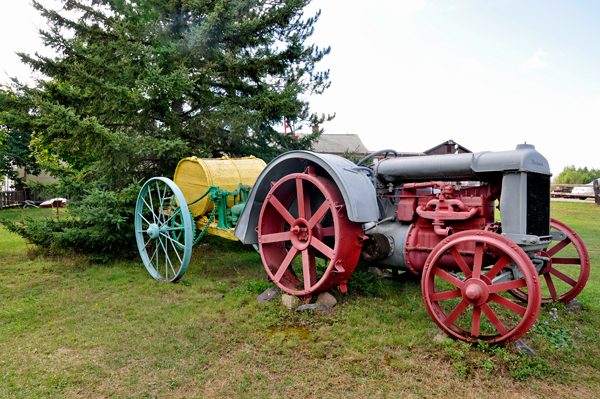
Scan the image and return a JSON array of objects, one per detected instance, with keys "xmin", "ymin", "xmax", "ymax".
[
  {"xmin": 551, "ymin": 183, "xmax": 600, "ymax": 205},
  {"xmin": 0, "ymin": 190, "xmax": 47, "ymax": 210}
]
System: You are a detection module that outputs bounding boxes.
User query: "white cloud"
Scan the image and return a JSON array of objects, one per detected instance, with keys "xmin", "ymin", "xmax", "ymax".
[{"xmin": 521, "ymin": 49, "xmax": 548, "ymax": 72}]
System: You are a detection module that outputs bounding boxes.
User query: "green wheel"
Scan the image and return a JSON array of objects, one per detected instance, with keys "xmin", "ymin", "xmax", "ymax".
[{"xmin": 135, "ymin": 177, "xmax": 193, "ymax": 282}]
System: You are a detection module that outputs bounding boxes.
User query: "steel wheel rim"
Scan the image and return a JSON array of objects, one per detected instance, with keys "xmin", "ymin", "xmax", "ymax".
[
  {"xmin": 509, "ymin": 218, "xmax": 590, "ymax": 304},
  {"xmin": 258, "ymin": 168, "xmax": 363, "ymax": 296},
  {"xmin": 135, "ymin": 177, "xmax": 193, "ymax": 282},
  {"xmin": 422, "ymin": 231, "xmax": 541, "ymax": 344}
]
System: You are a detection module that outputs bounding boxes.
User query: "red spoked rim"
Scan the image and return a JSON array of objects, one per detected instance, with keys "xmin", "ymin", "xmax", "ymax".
[
  {"xmin": 509, "ymin": 218, "xmax": 590, "ymax": 304},
  {"xmin": 258, "ymin": 168, "xmax": 363, "ymax": 296},
  {"xmin": 422, "ymin": 231, "xmax": 541, "ymax": 344}
]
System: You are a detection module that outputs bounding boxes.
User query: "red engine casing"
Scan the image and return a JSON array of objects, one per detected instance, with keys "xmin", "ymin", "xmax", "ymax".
[{"xmin": 392, "ymin": 182, "xmax": 499, "ymax": 274}]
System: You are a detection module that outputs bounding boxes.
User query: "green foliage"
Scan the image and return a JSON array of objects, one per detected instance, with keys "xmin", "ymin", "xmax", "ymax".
[
  {"xmin": 476, "ymin": 341, "xmax": 553, "ymax": 381},
  {"xmin": 554, "ymin": 165, "xmax": 600, "ymax": 184},
  {"xmin": 231, "ymin": 279, "xmax": 275, "ymax": 296},
  {"xmin": 340, "ymin": 148, "xmax": 366, "ymax": 164},
  {"xmin": 0, "ymin": 0, "xmax": 333, "ymax": 260},
  {"xmin": 346, "ymin": 265, "xmax": 383, "ymax": 297},
  {"xmin": 531, "ymin": 307, "xmax": 573, "ymax": 349},
  {"xmin": 1, "ymin": 180, "xmax": 142, "ymax": 262},
  {"xmin": 0, "ymin": 88, "xmax": 40, "ymax": 186}
]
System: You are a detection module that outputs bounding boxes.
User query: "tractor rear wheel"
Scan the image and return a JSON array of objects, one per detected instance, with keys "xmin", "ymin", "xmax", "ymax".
[
  {"xmin": 509, "ymin": 218, "xmax": 590, "ymax": 304},
  {"xmin": 258, "ymin": 167, "xmax": 364, "ymax": 296}
]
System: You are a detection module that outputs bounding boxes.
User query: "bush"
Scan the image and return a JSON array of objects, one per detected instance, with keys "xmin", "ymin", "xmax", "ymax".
[{"xmin": 1, "ymin": 181, "xmax": 141, "ymax": 262}]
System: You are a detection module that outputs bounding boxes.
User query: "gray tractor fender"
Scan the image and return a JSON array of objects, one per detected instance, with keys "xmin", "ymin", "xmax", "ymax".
[{"xmin": 234, "ymin": 151, "xmax": 379, "ymax": 245}]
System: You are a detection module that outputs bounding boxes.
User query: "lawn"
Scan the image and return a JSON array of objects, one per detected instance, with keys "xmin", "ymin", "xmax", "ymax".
[{"xmin": 0, "ymin": 202, "xmax": 599, "ymax": 398}]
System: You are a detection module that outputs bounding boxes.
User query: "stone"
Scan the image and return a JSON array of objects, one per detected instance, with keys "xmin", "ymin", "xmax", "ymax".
[
  {"xmin": 296, "ymin": 303, "xmax": 329, "ymax": 312},
  {"xmin": 564, "ymin": 299, "xmax": 583, "ymax": 314},
  {"xmin": 256, "ymin": 287, "xmax": 282, "ymax": 303},
  {"xmin": 281, "ymin": 293, "xmax": 302, "ymax": 310},
  {"xmin": 315, "ymin": 292, "xmax": 337, "ymax": 309},
  {"xmin": 513, "ymin": 339, "xmax": 539, "ymax": 358},
  {"xmin": 433, "ymin": 331, "xmax": 450, "ymax": 345}
]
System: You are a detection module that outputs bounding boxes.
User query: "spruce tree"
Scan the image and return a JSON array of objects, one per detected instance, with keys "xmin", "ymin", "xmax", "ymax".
[{"xmin": 0, "ymin": 0, "xmax": 331, "ymax": 260}]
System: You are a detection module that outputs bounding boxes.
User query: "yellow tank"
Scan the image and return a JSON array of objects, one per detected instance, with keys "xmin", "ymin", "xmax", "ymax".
[{"xmin": 173, "ymin": 155, "xmax": 266, "ymax": 218}]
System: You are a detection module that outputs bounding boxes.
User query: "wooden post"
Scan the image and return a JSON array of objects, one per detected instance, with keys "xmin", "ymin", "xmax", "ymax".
[{"xmin": 594, "ymin": 179, "xmax": 600, "ymax": 206}]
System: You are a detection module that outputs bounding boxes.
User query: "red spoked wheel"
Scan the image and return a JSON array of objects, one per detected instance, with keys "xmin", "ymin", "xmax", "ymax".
[
  {"xmin": 510, "ymin": 218, "xmax": 590, "ymax": 304},
  {"xmin": 258, "ymin": 167, "xmax": 364, "ymax": 296},
  {"xmin": 422, "ymin": 231, "xmax": 541, "ymax": 344}
]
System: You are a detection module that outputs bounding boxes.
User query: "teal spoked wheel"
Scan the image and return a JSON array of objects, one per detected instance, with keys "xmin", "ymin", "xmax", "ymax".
[
  {"xmin": 170, "ymin": 208, "xmax": 196, "ymax": 250},
  {"xmin": 135, "ymin": 177, "xmax": 193, "ymax": 282}
]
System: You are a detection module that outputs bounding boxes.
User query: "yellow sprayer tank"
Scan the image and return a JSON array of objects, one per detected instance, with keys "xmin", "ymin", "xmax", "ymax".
[{"xmin": 173, "ymin": 155, "xmax": 266, "ymax": 218}]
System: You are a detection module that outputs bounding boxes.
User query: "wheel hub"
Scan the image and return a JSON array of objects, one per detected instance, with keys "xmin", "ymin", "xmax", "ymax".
[
  {"xmin": 462, "ymin": 278, "xmax": 489, "ymax": 306},
  {"xmin": 147, "ymin": 223, "xmax": 160, "ymax": 239},
  {"xmin": 290, "ymin": 218, "xmax": 312, "ymax": 250}
]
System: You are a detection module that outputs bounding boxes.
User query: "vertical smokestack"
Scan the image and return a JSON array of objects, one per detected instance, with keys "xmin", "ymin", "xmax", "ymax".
[{"xmin": 312, "ymin": 124, "xmax": 320, "ymax": 134}]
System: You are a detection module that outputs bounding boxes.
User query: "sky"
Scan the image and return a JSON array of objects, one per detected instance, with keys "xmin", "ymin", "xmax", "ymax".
[{"xmin": 1, "ymin": 0, "xmax": 599, "ymax": 175}]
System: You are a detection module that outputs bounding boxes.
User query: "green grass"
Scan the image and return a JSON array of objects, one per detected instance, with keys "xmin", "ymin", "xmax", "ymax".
[{"xmin": 0, "ymin": 203, "xmax": 599, "ymax": 398}]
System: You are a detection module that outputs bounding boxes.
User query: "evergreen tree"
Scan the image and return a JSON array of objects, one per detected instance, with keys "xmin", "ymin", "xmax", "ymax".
[{"xmin": 0, "ymin": 0, "xmax": 331, "ymax": 260}]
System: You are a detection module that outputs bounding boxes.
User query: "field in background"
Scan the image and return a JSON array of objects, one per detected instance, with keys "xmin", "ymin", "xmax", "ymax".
[{"xmin": 0, "ymin": 202, "xmax": 599, "ymax": 398}]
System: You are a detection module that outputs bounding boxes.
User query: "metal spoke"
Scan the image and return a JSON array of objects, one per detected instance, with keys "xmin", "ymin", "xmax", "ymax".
[
  {"xmin": 268, "ymin": 195, "xmax": 296, "ymax": 226},
  {"xmin": 143, "ymin": 196, "xmax": 158, "ymax": 224},
  {"xmin": 485, "ymin": 254, "xmax": 511, "ymax": 280},
  {"xmin": 303, "ymin": 181, "xmax": 312, "ymax": 220},
  {"xmin": 310, "ymin": 236, "xmax": 335, "ymax": 260},
  {"xmin": 472, "ymin": 242, "xmax": 484, "ymax": 279},
  {"xmin": 149, "ymin": 242, "xmax": 159, "ymax": 265},
  {"xmin": 160, "ymin": 236, "xmax": 178, "ymax": 277},
  {"xmin": 161, "ymin": 232, "xmax": 184, "ymax": 265},
  {"xmin": 302, "ymin": 250, "xmax": 312, "ymax": 291},
  {"xmin": 138, "ymin": 211, "xmax": 152, "ymax": 227},
  {"xmin": 160, "ymin": 182, "xmax": 170, "ymax": 224},
  {"xmin": 488, "ymin": 278, "xmax": 527, "ymax": 293},
  {"xmin": 296, "ymin": 178, "xmax": 305, "ymax": 220},
  {"xmin": 443, "ymin": 299, "xmax": 469, "ymax": 327},
  {"xmin": 308, "ymin": 201, "xmax": 329, "ymax": 229},
  {"xmin": 471, "ymin": 306, "xmax": 482, "ymax": 337},
  {"xmin": 260, "ymin": 231, "xmax": 292, "ymax": 244},
  {"xmin": 549, "ymin": 267, "xmax": 577, "ymax": 287},
  {"xmin": 489, "ymin": 293, "xmax": 527, "ymax": 316},
  {"xmin": 273, "ymin": 247, "xmax": 299, "ymax": 283},
  {"xmin": 155, "ymin": 181, "xmax": 164, "ymax": 224},
  {"xmin": 544, "ymin": 273, "xmax": 558, "ymax": 301},
  {"xmin": 429, "ymin": 289, "xmax": 462, "ymax": 301},
  {"xmin": 158, "ymin": 234, "xmax": 170, "ymax": 278},
  {"xmin": 481, "ymin": 303, "xmax": 508, "ymax": 335},
  {"xmin": 162, "ymin": 205, "xmax": 180, "ymax": 227},
  {"xmin": 143, "ymin": 235, "xmax": 153, "ymax": 249},
  {"xmin": 547, "ymin": 238, "xmax": 569, "ymax": 257},
  {"xmin": 449, "ymin": 247, "xmax": 472, "ymax": 277},
  {"xmin": 432, "ymin": 267, "xmax": 465, "ymax": 289}
]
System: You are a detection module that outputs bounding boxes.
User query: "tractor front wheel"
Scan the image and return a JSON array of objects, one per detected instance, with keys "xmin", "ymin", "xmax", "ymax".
[{"xmin": 422, "ymin": 231, "xmax": 541, "ymax": 344}]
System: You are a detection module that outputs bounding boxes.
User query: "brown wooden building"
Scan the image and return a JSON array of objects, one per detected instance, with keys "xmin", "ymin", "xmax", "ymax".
[{"xmin": 424, "ymin": 139, "xmax": 471, "ymax": 155}]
